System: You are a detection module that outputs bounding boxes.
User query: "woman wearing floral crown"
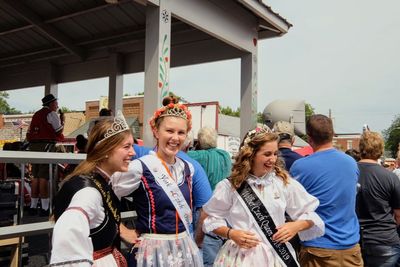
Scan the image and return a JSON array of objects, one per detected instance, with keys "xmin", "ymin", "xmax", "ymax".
[
  {"xmin": 50, "ymin": 111, "xmax": 135, "ymax": 267},
  {"xmin": 202, "ymin": 126, "xmax": 325, "ymax": 267},
  {"xmin": 112, "ymin": 96, "xmax": 203, "ymax": 266}
]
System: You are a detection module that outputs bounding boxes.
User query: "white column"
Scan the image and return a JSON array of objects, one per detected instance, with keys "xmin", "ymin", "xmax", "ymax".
[
  {"xmin": 240, "ymin": 50, "xmax": 258, "ymax": 140},
  {"xmin": 143, "ymin": 0, "xmax": 171, "ymax": 146},
  {"xmin": 108, "ymin": 53, "xmax": 124, "ymax": 114},
  {"xmin": 44, "ymin": 64, "xmax": 58, "ymax": 98}
]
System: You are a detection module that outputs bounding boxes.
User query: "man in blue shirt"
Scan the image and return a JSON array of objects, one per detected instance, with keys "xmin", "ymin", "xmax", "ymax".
[{"xmin": 290, "ymin": 115, "xmax": 363, "ymax": 267}]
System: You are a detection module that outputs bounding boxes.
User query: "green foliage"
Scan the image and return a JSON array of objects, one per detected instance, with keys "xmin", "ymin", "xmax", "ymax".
[
  {"xmin": 382, "ymin": 114, "xmax": 400, "ymax": 157},
  {"xmin": 0, "ymin": 91, "xmax": 21, "ymax": 114},
  {"xmin": 219, "ymin": 107, "xmax": 263, "ymax": 123},
  {"xmin": 305, "ymin": 102, "xmax": 315, "ymax": 121},
  {"xmin": 135, "ymin": 92, "xmax": 144, "ymax": 96},
  {"xmin": 298, "ymin": 102, "xmax": 315, "ymax": 142},
  {"xmin": 257, "ymin": 112, "xmax": 264, "ymax": 123},
  {"xmin": 60, "ymin": 107, "xmax": 72, "ymax": 113},
  {"xmin": 220, "ymin": 106, "xmax": 240, "ymax": 117}
]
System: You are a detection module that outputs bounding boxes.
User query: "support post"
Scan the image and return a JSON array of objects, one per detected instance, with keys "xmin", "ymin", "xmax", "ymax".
[
  {"xmin": 108, "ymin": 53, "xmax": 124, "ymax": 114},
  {"xmin": 143, "ymin": 0, "xmax": 171, "ymax": 146}
]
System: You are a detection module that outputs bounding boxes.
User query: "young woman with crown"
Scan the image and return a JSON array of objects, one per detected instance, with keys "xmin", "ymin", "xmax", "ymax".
[
  {"xmin": 201, "ymin": 126, "xmax": 325, "ymax": 267},
  {"xmin": 111, "ymin": 96, "xmax": 203, "ymax": 267},
  {"xmin": 50, "ymin": 111, "xmax": 135, "ymax": 267}
]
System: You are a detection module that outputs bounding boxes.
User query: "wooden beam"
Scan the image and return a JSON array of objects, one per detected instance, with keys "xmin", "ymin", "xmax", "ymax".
[{"xmin": 0, "ymin": 0, "xmax": 85, "ymax": 60}]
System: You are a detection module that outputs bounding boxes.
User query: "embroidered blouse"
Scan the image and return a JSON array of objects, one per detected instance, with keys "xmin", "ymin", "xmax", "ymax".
[{"xmin": 203, "ymin": 172, "xmax": 325, "ymax": 242}]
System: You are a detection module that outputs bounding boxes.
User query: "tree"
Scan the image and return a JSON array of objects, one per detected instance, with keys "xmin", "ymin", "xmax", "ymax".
[
  {"xmin": 220, "ymin": 106, "xmax": 240, "ymax": 117},
  {"xmin": 305, "ymin": 102, "xmax": 315, "ymax": 121},
  {"xmin": 0, "ymin": 91, "xmax": 21, "ymax": 114},
  {"xmin": 257, "ymin": 112, "xmax": 264, "ymax": 123},
  {"xmin": 60, "ymin": 107, "xmax": 72, "ymax": 113},
  {"xmin": 382, "ymin": 114, "xmax": 400, "ymax": 157}
]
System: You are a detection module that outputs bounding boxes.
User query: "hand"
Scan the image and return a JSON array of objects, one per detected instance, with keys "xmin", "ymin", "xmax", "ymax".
[
  {"xmin": 120, "ymin": 224, "xmax": 140, "ymax": 245},
  {"xmin": 230, "ymin": 229, "xmax": 260, "ymax": 249},
  {"xmin": 272, "ymin": 221, "xmax": 303, "ymax": 243}
]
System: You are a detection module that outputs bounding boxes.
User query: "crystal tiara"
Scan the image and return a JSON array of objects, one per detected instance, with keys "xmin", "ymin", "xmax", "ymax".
[
  {"xmin": 159, "ymin": 105, "xmax": 189, "ymax": 120},
  {"xmin": 242, "ymin": 125, "xmax": 273, "ymax": 148},
  {"xmin": 98, "ymin": 110, "xmax": 130, "ymax": 143},
  {"xmin": 150, "ymin": 103, "xmax": 192, "ymax": 132}
]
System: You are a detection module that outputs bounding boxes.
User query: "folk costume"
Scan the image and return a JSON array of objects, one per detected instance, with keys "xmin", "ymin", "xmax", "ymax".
[
  {"xmin": 50, "ymin": 111, "xmax": 131, "ymax": 267},
  {"xmin": 112, "ymin": 152, "xmax": 203, "ymax": 267},
  {"xmin": 202, "ymin": 126, "xmax": 324, "ymax": 267},
  {"xmin": 203, "ymin": 174, "xmax": 324, "ymax": 267},
  {"xmin": 50, "ymin": 169, "xmax": 127, "ymax": 267}
]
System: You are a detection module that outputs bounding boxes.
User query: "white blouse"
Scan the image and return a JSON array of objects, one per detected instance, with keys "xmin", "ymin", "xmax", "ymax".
[
  {"xmin": 50, "ymin": 168, "xmax": 118, "ymax": 267},
  {"xmin": 50, "ymin": 187, "xmax": 117, "ymax": 266},
  {"xmin": 203, "ymin": 172, "xmax": 324, "ymax": 242},
  {"xmin": 111, "ymin": 152, "xmax": 194, "ymax": 199}
]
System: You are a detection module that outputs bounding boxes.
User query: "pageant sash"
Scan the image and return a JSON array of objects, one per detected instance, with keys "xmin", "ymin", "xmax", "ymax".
[
  {"xmin": 237, "ymin": 181, "xmax": 299, "ymax": 267},
  {"xmin": 140, "ymin": 155, "xmax": 192, "ymax": 234}
]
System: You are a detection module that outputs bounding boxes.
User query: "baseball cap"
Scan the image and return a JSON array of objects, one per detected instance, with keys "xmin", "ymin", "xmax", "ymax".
[{"xmin": 273, "ymin": 121, "xmax": 294, "ymax": 140}]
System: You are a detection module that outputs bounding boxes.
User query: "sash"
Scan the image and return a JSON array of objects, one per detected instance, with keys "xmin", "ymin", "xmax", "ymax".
[
  {"xmin": 139, "ymin": 155, "xmax": 192, "ymax": 234},
  {"xmin": 237, "ymin": 181, "xmax": 299, "ymax": 267}
]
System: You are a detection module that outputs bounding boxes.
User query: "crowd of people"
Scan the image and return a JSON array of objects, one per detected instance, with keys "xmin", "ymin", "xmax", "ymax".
[{"xmin": 3, "ymin": 93, "xmax": 400, "ymax": 266}]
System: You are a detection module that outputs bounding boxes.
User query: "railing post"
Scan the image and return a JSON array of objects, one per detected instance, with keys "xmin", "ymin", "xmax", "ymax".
[
  {"xmin": 49, "ymin": 164, "xmax": 53, "ymax": 217},
  {"xmin": 18, "ymin": 164, "xmax": 25, "ymax": 267}
]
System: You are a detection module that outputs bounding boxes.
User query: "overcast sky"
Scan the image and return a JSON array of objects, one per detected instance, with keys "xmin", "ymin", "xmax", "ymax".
[{"xmin": 6, "ymin": 0, "xmax": 400, "ymax": 133}]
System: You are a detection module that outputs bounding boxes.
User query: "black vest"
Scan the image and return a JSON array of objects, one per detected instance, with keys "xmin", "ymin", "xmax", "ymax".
[{"xmin": 54, "ymin": 173, "xmax": 121, "ymax": 251}]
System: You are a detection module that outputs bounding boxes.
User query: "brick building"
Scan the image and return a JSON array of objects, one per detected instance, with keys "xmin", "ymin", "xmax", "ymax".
[
  {"xmin": 333, "ymin": 133, "xmax": 361, "ymax": 151},
  {"xmin": 85, "ymin": 96, "xmax": 144, "ymax": 137}
]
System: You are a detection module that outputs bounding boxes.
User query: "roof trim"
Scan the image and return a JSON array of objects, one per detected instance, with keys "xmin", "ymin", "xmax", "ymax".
[{"xmin": 237, "ymin": 0, "xmax": 292, "ymax": 34}]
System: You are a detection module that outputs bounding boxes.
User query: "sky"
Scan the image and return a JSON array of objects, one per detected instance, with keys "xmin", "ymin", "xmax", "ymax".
[{"xmin": 6, "ymin": 0, "xmax": 400, "ymax": 134}]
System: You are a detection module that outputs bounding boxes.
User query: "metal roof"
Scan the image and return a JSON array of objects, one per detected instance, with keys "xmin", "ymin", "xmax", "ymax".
[{"xmin": 0, "ymin": 0, "xmax": 290, "ymax": 90}]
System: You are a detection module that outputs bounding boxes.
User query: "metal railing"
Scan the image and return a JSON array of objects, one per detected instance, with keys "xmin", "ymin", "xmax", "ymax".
[
  {"xmin": 0, "ymin": 150, "xmax": 86, "ymax": 267},
  {"xmin": 0, "ymin": 211, "xmax": 136, "ymax": 240}
]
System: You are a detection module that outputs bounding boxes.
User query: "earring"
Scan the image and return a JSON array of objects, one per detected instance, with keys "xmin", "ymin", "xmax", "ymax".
[{"xmin": 105, "ymin": 155, "xmax": 109, "ymax": 159}]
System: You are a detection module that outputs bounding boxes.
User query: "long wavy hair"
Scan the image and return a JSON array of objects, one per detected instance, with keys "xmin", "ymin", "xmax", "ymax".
[
  {"xmin": 65, "ymin": 118, "xmax": 132, "ymax": 180},
  {"xmin": 230, "ymin": 131, "xmax": 289, "ymax": 189}
]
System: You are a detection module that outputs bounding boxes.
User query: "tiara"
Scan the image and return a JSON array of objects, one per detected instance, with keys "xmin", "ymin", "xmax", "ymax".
[
  {"xmin": 241, "ymin": 125, "xmax": 273, "ymax": 149},
  {"xmin": 150, "ymin": 103, "xmax": 192, "ymax": 131},
  {"xmin": 159, "ymin": 105, "xmax": 189, "ymax": 120},
  {"xmin": 98, "ymin": 110, "xmax": 130, "ymax": 143}
]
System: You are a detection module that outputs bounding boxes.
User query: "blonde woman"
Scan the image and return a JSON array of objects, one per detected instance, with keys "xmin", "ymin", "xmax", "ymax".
[
  {"xmin": 202, "ymin": 126, "xmax": 324, "ymax": 267},
  {"xmin": 112, "ymin": 97, "xmax": 203, "ymax": 266}
]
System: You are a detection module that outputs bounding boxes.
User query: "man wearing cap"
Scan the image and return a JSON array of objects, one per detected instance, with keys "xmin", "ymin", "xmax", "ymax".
[
  {"xmin": 273, "ymin": 120, "xmax": 303, "ymax": 171},
  {"xmin": 27, "ymin": 94, "xmax": 64, "ymax": 216}
]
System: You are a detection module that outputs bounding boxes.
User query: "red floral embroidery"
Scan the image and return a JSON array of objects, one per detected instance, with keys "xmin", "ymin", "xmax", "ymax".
[{"xmin": 141, "ymin": 176, "xmax": 157, "ymax": 233}]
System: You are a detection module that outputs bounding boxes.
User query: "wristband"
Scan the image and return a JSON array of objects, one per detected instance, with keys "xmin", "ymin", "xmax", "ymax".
[{"xmin": 227, "ymin": 228, "xmax": 232, "ymax": 239}]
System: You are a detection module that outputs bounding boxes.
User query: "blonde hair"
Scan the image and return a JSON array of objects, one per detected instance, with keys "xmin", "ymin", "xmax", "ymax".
[
  {"xmin": 230, "ymin": 131, "xmax": 289, "ymax": 189},
  {"xmin": 65, "ymin": 119, "xmax": 132, "ymax": 180},
  {"xmin": 359, "ymin": 131, "xmax": 384, "ymax": 160}
]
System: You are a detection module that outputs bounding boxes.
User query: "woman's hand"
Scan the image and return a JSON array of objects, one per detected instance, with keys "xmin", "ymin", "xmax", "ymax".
[
  {"xmin": 230, "ymin": 229, "xmax": 260, "ymax": 249},
  {"xmin": 272, "ymin": 220, "xmax": 312, "ymax": 243},
  {"xmin": 120, "ymin": 223, "xmax": 140, "ymax": 245}
]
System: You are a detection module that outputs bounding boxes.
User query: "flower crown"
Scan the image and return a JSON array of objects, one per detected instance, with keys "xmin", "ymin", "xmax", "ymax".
[
  {"xmin": 149, "ymin": 103, "xmax": 192, "ymax": 131},
  {"xmin": 98, "ymin": 110, "xmax": 130, "ymax": 143},
  {"xmin": 241, "ymin": 125, "xmax": 273, "ymax": 150}
]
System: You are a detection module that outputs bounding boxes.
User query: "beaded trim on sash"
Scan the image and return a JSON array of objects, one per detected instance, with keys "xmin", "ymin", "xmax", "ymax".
[{"xmin": 87, "ymin": 173, "xmax": 121, "ymax": 224}]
